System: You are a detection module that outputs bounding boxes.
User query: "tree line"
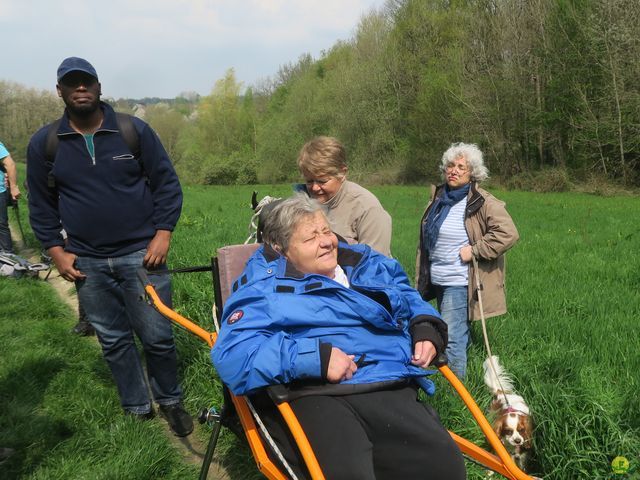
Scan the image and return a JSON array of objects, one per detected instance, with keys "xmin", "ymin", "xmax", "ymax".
[{"xmin": 2, "ymin": 0, "xmax": 639, "ymax": 187}]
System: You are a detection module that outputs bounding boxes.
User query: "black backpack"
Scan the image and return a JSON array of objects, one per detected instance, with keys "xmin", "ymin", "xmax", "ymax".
[{"xmin": 44, "ymin": 112, "xmax": 141, "ymax": 189}]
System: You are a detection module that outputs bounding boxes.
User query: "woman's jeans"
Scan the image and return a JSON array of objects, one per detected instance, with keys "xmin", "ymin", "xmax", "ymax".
[
  {"xmin": 435, "ymin": 285, "xmax": 470, "ymax": 379},
  {"xmin": 0, "ymin": 191, "xmax": 13, "ymax": 252},
  {"xmin": 75, "ymin": 249, "xmax": 182, "ymax": 413}
]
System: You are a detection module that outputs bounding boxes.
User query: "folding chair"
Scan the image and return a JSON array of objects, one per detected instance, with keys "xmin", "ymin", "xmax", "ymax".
[{"xmin": 138, "ymin": 244, "xmax": 536, "ymax": 480}]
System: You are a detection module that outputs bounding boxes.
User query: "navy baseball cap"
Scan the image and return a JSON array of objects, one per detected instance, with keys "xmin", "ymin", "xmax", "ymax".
[{"xmin": 57, "ymin": 57, "xmax": 98, "ymax": 82}]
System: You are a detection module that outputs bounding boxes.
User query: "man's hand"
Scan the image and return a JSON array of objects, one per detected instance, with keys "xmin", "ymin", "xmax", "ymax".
[
  {"xmin": 411, "ymin": 340, "xmax": 437, "ymax": 368},
  {"xmin": 326, "ymin": 347, "xmax": 358, "ymax": 383},
  {"xmin": 144, "ymin": 230, "xmax": 172, "ymax": 268},
  {"xmin": 48, "ymin": 246, "xmax": 85, "ymax": 282}
]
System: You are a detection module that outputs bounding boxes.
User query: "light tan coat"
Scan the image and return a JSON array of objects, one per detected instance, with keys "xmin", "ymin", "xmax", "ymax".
[
  {"xmin": 416, "ymin": 183, "xmax": 519, "ymax": 320},
  {"xmin": 324, "ymin": 180, "xmax": 392, "ymax": 257}
]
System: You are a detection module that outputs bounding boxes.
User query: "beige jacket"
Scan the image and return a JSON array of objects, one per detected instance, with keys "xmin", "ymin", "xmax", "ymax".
[
  {"xmin": 324, "ymin": 180, "xmax": 392, "ymax": 257},
  {"xmin": 416, "ymin": 183, "xmax": 519, "ymax": 320}
]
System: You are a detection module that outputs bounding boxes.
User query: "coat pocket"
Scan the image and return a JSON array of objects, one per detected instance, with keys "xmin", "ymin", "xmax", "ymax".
[{"xmin": 112, "ymin": 154, "xmax": 135, "ymax": 160}]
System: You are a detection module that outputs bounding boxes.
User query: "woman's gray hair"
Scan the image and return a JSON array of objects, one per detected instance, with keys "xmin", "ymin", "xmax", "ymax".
[
  {"xmin": 440, "ymin": 142, "xmax": 489, "ymax": 182},
  {"xmin": 262, "ymin": 193, "xmax": 328, "ymax": 253}
]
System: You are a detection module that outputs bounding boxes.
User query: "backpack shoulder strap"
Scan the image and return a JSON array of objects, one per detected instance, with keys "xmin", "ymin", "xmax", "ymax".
[
  {"xmin": 45, "ymin": 118, "xmax": 63, "ymax": 162},
  {"xmin": 115, "ymin": 112, "xmax": 140, "ymax": 158},
  {"xmin": 45, "ymin": 118, "xmax": 63, "ymax": 189}
]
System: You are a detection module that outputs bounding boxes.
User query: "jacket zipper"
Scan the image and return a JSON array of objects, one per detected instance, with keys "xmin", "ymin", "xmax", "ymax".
[
  {"xmin": 82, "ymin": 134, "xmax": 96, "ymax": 165},
  {"xmin": 84, "ymin": 128, "xmax": 118, "ymax": 166},
  {"xmin": 58, "ymin": 130, "xmax": 100, "ymax": 166},
  {"xmin": 85, "ymin": 127, "xmax": 120, "ymax": 166}
]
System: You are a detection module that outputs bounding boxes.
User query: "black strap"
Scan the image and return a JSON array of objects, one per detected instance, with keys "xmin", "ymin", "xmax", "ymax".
[
  {"xmin": 146, "ymin": 265, "xmax": 213, "ymax": 275},
  {"xmin": 115, "ymin": 113, "xmax": 140, "ymax": 158},
  {"xmin": 266, "ymin": 379, "xmax": 410, "ymax": 404},
  {"xmin": 45, "ymin": 118, "xmax": 63, "ymax": 189}
]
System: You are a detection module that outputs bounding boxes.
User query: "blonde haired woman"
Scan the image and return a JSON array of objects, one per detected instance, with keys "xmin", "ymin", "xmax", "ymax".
[{"xmin": 296, "ymin": 136, "xmax": 392, "ymax": 256}]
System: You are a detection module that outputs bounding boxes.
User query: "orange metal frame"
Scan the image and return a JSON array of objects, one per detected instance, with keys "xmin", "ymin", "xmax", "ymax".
[{"xmin": 142, "ymin": 282, "xmax": 533, "ymax": 480}]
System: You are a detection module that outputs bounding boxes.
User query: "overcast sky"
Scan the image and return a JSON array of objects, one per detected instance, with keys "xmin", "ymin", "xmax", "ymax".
[{"xmin": 1, "ymin": 0, "xmax": 386, "ymax": 99}]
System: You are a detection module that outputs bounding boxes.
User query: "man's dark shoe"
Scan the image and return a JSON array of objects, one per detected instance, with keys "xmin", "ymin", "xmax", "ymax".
[
  {"xmin": 159, "ymin": 402, "xmax": 194, "ymax": 437},
  {"xmin": 124, "ymin": 409, "xmax": 155, "ymax": 421},
  {"xmin": 71, "ymin": 320, "xmax": 95, "ymax": 336}
]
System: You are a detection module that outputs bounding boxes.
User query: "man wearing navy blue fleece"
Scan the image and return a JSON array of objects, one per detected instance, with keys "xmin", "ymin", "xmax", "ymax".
[{"xmin": 26, "ymin": 57, "xmax": 192, "ymax": 436}]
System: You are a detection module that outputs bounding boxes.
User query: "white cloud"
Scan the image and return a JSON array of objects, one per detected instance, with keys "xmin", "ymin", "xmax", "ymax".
[{"xmin": 1, "ymin": 0, "xmax": 385, "ymax": 98}]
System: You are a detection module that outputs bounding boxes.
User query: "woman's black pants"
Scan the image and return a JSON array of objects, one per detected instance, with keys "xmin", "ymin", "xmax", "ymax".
[{"xmin": 252, "ymin": 384, "xmax": 466, "ymax": 480}]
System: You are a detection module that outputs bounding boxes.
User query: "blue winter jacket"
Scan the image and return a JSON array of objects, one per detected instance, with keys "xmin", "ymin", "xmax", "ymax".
[
  {"xmin": 27, "ymin": 102, "xmax": 182, "ymax": 257},
  {"xmin": 212, "ymin": 243, "xmax": 447, "ymax": 396}
]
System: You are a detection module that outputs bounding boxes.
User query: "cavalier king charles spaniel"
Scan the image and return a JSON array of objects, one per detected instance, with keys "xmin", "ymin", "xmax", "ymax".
[{"xmin": 483, "ymin": 356, "xmax": 533, "ymax": 472}]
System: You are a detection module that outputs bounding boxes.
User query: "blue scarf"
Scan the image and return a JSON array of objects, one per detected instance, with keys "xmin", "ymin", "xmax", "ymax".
[{"xmin": 423, "ymin": 183, "xmax": 471, "ymax": 252}]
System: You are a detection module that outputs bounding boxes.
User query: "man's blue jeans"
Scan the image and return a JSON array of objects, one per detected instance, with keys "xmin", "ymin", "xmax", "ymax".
[
  {"xmin": 0, "ymin": 191, "xmax": 13, "ymax": 252},
  {"xmin": 435, "ymin": 285, "xmax": 470, "ymax": 380},
  {"xmin": 75, "ymin": 249, "xmax": 182, "ymax": 414}
]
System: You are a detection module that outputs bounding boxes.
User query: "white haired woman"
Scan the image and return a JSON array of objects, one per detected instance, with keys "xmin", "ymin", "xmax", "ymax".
[
  {"xmin": 416, "ymin": 143, "xmax": 519, "ymax": 379},
  {"xmin": 213, "ymin": 194, "xmax": 465, "ymax": 480}
]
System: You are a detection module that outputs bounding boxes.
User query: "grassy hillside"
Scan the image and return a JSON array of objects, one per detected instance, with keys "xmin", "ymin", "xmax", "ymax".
[{"xmin": 2, "ymin": 182, "xmax": 638, "ymax": 479}]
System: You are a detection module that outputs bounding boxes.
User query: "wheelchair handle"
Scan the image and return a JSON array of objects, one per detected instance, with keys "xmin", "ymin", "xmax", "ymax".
[{"xmin": 433, "ymin": 353, "xmax": 448, "ymax": 368}]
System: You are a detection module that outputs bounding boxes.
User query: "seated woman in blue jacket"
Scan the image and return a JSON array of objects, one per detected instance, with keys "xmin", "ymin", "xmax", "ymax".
[{"xmin": 212, "ymin": 193, "xmax": 466, "ymax": 480}]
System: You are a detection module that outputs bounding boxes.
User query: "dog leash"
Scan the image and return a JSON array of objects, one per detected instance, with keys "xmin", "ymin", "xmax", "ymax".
[{"xmin": 472, "ymin": 256, "xmax": 511, "ymax": 407}]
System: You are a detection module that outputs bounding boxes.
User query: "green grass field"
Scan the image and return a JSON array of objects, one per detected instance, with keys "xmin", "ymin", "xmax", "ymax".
[{"xmin": 2, "ymin": 183, "xmax": 639, "ymax": 479}]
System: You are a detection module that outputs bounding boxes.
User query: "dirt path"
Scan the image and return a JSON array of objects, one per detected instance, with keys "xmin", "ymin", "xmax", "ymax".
[
  {"xmin": 22, "ymin": 246, "xmax": 80, "ymax": 312},
  {"xmin": 11, "ymin": 229, "xmax": 230, "ymax": 479}
]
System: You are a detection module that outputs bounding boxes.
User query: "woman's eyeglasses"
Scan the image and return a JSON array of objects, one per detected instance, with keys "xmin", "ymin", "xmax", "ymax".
[{"xmin": 445, "ymin": 163, "xmax": 468, "ymax": 173}]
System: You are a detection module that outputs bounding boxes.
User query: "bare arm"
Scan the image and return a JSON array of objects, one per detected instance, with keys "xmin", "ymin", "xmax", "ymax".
[{"xmin": 2, "ymin": 154, "xmax": 21, "ymax": 201}]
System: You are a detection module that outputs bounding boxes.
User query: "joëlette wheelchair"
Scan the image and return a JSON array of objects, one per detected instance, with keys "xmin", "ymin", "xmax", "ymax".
[{"xmin": 138, "ymin": 243, "xmax": 535, "ymax": 480}]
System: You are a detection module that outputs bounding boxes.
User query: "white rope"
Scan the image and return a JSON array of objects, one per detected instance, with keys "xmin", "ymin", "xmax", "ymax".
[
  {"xmin": 245, "ymin": 397, "xmax": 300, "ymax": 480},
  {"xmin": 211, "ymin": 304, "xmax": 220, "ymax": 334},
  {"xmin": 472, "ymin": 256, "xmax": 511, "ymax": 407}
]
